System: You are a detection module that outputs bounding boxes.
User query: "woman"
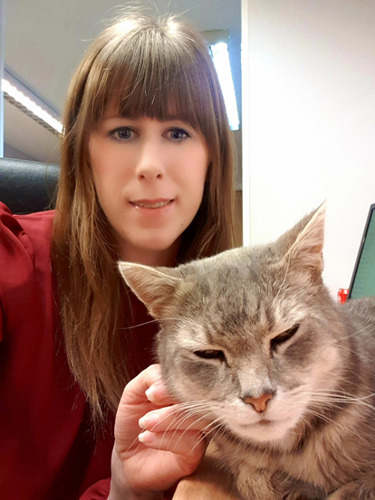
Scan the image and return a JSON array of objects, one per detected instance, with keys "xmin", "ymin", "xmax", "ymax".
[{"xmin": 0, "ymin": 11, "xmax": 236, "ymax": 499}]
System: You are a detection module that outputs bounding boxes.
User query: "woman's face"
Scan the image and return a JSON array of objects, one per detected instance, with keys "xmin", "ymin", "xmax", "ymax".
[{"xmin": 88, "ymin": 111, "xmax": 209, "ymax": 266}]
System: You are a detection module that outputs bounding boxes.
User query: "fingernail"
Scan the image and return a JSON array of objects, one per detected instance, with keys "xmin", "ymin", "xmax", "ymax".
[
  {"xmin": 145, "ymin": 386, "xmax": 156, "ymax": 402},
  {"xmin": 139, "ymin": 413, "xmax": 160, "ymax": 429},
  {"xmin": 138, "ymin": 416, "xmax": 147, "ymax": 429},
  {"xmin": 138, "ymin": 431, "xmax": 153, "ymax": 444},
  {"xmin": 145, "ymin": 382, "xmax": 168, "ymax": 403}
]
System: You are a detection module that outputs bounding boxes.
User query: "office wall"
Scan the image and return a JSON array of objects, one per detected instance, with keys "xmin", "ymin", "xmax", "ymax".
[
  {"xmin": 4, "ymin": 143, "xmax": 35, "ymax": 161},
  {"xmin": 242, "ymin": 0, "xmax": 375, "ymax": 296}
]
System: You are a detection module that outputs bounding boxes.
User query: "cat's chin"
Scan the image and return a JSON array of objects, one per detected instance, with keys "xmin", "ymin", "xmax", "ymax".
[{"xmin": 231, "ymin": 417, "xmax": 295, "ymax": 444}]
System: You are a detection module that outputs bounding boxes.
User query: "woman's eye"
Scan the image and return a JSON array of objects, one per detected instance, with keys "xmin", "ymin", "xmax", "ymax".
[
  {"xmin": 167, "ymin": 128, "xmax": 190, "ymax": 141},
  {"xmin": 271, "ymin": 325, "xmax": 299, "ymax": 351},
  {"xmin": 194, "ymin": 350, "xmax": 226, "ymax": 361},
  {"xmin": 109, "ymin": 127, "xmax": 134, "ymax": 141}
]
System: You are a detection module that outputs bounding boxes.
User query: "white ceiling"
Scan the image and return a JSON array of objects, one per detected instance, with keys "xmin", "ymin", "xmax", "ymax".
[{"xmin": 3, "ymin": 0, "xmax": 241, "ymax": 165}]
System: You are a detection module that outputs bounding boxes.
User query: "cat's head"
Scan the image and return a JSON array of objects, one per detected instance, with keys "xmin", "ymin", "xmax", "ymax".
[{"xmin": 119, "ymin": 204, "xmax": 345, "ymax": 447}]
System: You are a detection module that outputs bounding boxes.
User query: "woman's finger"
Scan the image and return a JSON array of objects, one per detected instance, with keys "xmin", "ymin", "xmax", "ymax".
[
  {"xmin": 138, "ymin": 429, "xmax": 207, "ymax": 457},
  {"xmin": 121, "ymin": 364, "xmax": 162, "ymax": 405},
  {"xmin": 120, "ymin": 364, "xmax": 177, "ymax": 407},
  {"xmin": 138, "ymin": 404, "xmax": 211, "ymax": 433}
]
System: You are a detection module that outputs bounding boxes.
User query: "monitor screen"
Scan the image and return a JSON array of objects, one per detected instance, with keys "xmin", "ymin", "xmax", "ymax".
[{"xmin": 348, "ymin": 204, "xmax": 375, "ymax": 299}]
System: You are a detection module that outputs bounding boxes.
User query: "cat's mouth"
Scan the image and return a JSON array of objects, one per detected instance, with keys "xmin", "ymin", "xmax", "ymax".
[
  {"xmin": 233, "ymin": 416, "xmax": 290, "ymax": 442},
  {"xmin": 237, "ymin": 417, "xmax": 275, "ymax": 429},
  {"xmin": 257, "ymin": 419, "xmax": 272, "ymax": 426}
]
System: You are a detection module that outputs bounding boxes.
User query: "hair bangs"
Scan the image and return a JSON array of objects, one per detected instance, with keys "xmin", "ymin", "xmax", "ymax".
[{"xmin": 87, "ymin": 26, "xmax": 216, "ymax": 134}]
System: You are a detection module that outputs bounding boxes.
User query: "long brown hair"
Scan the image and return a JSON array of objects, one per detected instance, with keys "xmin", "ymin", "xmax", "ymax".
[{"xmin": 52, "ymin": 11, "xmax": 236, "ymax": 420}]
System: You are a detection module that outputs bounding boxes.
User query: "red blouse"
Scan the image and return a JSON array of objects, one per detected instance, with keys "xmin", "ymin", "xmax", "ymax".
[{"xmin": 0, "ymin": 203, "xmax": 158, "ymax": 499}]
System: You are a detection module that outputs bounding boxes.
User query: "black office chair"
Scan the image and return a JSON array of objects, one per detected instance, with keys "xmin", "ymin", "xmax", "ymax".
[{"xmin": 0, "ymin": 157, "xmax": 60, "ymax": 214}]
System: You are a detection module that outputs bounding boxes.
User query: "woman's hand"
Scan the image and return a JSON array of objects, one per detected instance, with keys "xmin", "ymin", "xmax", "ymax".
[{"xmin": 108, "ymin": 364, "xmax": 207, "ymax": 500}]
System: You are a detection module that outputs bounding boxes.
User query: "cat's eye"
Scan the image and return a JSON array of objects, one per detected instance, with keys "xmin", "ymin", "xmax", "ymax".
[
  {"xmin": 271, "ymin": 325, "xmax": 299, "ymax": 350},
  {"xmin": 194, "ymin": 350, "xmax": 226, "ymax": 361}
]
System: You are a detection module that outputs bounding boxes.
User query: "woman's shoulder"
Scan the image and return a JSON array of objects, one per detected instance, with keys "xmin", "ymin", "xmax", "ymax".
[
  {"xmin": 0, "ymin": 203, "xmax": 57, "ymax": 339},
  {"xmin": 0, "ymin": 202, "xmax": 55, "ymax": 252},
  {"xmin": 0, "ymin": 202, "xmax": 55, "ymax": 286},
  {"xmin": 0, "ymin": 201, "xmax": 55, "ymax": 230}
]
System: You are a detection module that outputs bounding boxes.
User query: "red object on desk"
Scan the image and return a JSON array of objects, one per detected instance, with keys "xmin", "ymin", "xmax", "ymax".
[{"xmin": 337, "ymin": 288, "xmax": 349, "ymax": 304}]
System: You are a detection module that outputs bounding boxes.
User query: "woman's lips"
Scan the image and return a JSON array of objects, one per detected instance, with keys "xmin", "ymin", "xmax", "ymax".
[{"xmin": 130, "ymin": 199, "xmax": 174, "ymax": 209}]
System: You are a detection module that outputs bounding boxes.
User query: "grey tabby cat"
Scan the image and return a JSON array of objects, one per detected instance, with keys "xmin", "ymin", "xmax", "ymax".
[{"xmin": 119, "ymin": 205, "xmax": 375, "ymax": 499}]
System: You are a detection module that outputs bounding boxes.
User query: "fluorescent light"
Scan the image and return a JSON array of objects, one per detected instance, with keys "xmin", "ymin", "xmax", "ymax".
[
  {"xmin": 210, "ymin": 42, "xmax": 240, "ymax": 131},
  {"xmin": 1, "ymin": 74, "xmax": 63, "ymax": 135}
]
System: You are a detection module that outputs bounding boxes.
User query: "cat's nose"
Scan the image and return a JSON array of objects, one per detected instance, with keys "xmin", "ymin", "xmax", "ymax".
[{"xmin": 242, "ymin": 393, "xmax": 274, "ymax": 413}]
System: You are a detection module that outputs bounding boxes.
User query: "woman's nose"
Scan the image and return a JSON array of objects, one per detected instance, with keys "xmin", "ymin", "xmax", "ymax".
[{"xmin": 136, "ymin": 142, "xmax": 165, "ymax": 181}]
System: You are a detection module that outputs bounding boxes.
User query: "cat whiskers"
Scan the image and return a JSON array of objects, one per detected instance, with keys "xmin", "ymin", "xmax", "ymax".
[
  {"xmin": 289, "ymin": 388, "xmax": 375, "ymax": 441},
  {"xmin": 119, "ymin": 318, "xmax": 160, "ymax": 330},
  {"xmin": 119, "ymin": 315, "xmax": 196, "ymax": 331},
  {"xmin": 338, "ymin": 326, "xmax": 369, "ymax": 340},
  {"xmin": 307, "ymin": 389, "xmax": 375, "ymax": 412},
  {"xmin": 335, "ymin": 331, "xmax": 373, "ymax": 356},
  {"xmin": 302, "ymin": 385, "xmax": 375, "ymax": 405},
  {"xmin": 273, "ymin": 387, "xmax": 359, "ymax": 435},
  {"xmin": 122, "ymin": 402, "xmax": 202, "ymax": 455},
  {"xmin": 159, "ymin": 374, "xmax": 229, "ymax": 441},
  {"xmin": 305, "ymin": 407, "xmax": 349, "ymax": 432},
  {"xmin": 149, "ymin": 400, "xmax": 226, "ymax": 454}
]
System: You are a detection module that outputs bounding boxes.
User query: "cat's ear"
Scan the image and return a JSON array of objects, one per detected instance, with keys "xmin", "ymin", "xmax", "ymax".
[
  {"xmin": 281, "ymin": 203, "xmax": 326, "ymax": 281},
  {"xmin": 118, "ymin": 261, "xmax": 183, "ymax": 319}
]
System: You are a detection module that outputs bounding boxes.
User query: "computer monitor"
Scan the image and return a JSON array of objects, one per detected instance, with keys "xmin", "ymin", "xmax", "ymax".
[{"xmin": 348, "ymin": 203, "xmax": 375, "ymax": 299}]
